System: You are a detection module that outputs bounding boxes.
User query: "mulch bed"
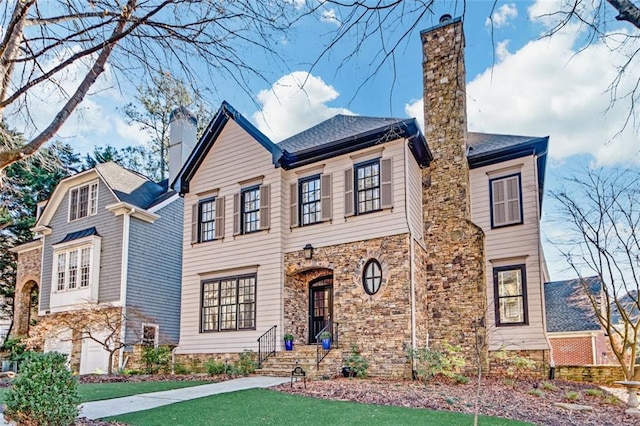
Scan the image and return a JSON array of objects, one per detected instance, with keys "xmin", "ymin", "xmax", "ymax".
[{"xmin": 273, "ymin": 376, "xmax": 637, "ymax": 426}]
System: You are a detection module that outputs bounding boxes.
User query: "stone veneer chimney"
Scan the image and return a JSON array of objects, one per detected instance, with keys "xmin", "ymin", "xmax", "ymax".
[
  {"xmin": 169, "ymin": 106, "xmax": 197, "ymax": 188},
  {"xmin": 419, "ymin": 16, "xmax": 487, "ymax": 368}
]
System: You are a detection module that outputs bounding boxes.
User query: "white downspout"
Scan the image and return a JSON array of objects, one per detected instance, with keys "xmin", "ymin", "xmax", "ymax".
[
  {"xmin": 403, "ymin": 143, "xmax": 418, "ymax": 371},
  {"xmin": 118, "ymin": 208, "xmax": 133, "ymax": 370},
  {"xmin": 591, "ymin": 333, "xmax": 598, "ymax": 365}
]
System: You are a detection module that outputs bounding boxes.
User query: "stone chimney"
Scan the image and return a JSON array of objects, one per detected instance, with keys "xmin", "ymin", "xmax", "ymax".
[
  {"xmin": 169, "ymin": 106, "xmax": 197, "ymax": 187},
  {"xmin": 419, "ymin": 15, "xmax": 487, "ymax": 369}
]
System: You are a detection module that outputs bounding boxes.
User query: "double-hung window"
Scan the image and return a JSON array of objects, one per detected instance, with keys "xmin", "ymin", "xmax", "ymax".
[
  {"xmin": 300, "ymin": 175, "xmax": 321, "ymax": 225},
  {"xmin": 344, "ymin": 158, "xmax": 393, "ymax": 217},
  {"xmin": 242, "ymin": 187, "xmax": 260, "ymax": 233},
  {"xmin": 493, "ymin": 265, "xmax": 528, "ymax": 326},
  {"xmin": 490, "ymin": 174, "xmax": 522, "ymax": 228},
  {"xmin": 201, "ymin": 275, "xmax": 257, "ymax": 332},
  {"xmin": 233, "ymin": 184, "xmax": 270, "ymax": 235},
  {"xmin": 356, "ymin": 160, "xmax": 381, "ymax": 214},
  {"xmin": 69, "ymin": 181, "xmax": 98, "ymax": 221},
  {"xmin": 199, "ymin": 198, "xmax": 216, "ymax": 242}
]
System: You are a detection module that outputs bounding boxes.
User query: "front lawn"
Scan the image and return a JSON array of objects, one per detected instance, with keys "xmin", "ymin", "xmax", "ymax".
[
  {"xmin": 0, "ymin": 380, "xmax": 212, "ymax": 404},
  {"xmin": 106, "ymin": 388, "xmax": 530, "ymax": 425}
]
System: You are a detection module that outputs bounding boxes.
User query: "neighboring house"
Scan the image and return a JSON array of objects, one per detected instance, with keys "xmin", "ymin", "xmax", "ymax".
[
  {"xmin": 171, "ymin": 16, "xmax": 552, "ymax": 377},
  {"xmin": 545, "ymin": 277, "xmax": 613, "ymax": 366},
  {"xmin": 18, "ymin": 115, "xmax": 194, "ymax": 373}
]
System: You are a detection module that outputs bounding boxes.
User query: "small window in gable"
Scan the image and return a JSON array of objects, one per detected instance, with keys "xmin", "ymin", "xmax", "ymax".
[
  {"xmin": 69, "ymin": 181, "xmax": 98, "ymax": 221},
  {"xmin": 363, "ymin": 259, "xmax": 382, "ymax": 295},
  {"xmin": 490, "ymin": 174, "xmax": 522, "ymax": 228}
]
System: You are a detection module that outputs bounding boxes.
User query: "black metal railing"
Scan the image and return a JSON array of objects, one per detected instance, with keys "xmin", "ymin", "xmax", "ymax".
[
  {"xmin": 257, "ymin": 325, "xmax": 277, "ymax": 368},
  {"xmin": 315, "ymin": 321, "xmax": 339, "ymax": 367}
]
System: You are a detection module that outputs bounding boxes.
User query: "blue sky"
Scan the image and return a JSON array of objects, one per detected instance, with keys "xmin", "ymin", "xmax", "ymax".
[{"xmin": 14, "ymin": 0, "xmax": 640, "ymax": 281}]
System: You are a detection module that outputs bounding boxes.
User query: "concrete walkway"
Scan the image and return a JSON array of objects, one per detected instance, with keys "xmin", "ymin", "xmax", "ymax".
[{"xmin": 1, "ymin": 376, "xmax": 289, "ymax": 424}]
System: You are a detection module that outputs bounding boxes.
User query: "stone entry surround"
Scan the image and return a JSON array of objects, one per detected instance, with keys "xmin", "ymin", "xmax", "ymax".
[{"xmin": 284, "ymin": 233, "xmax": 413, "ymax": 378}]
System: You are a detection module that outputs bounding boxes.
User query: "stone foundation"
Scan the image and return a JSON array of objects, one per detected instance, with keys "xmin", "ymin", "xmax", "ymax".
[
  {"xmin": 174, "ymin": 352, "xmax": 243, "ymax": 374},
  {"xmin": 488, "ymin": 349, "xmax": 550, "ymax": 379}
]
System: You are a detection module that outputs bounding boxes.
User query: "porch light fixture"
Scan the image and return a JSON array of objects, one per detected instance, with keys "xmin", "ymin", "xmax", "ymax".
[{"xmin": 303, "ymin": 243, "xmax": 314, "ymax": 260}]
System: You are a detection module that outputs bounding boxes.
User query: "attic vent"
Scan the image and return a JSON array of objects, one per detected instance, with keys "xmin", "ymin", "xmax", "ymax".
[{"xmin": 439, "ymin": 14, "xmax": 452, "ymax": 24}]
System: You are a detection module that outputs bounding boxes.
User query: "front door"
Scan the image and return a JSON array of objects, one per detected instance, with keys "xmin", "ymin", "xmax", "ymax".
[{"xmin": 309, "ymin": 276, "xmax": 333, "ymax": 343}]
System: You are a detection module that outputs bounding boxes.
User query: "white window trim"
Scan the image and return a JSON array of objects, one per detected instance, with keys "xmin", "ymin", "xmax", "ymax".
[
  {"xmin": 51, "ymin": 235, "xmax": 101, "ymax": 300},
  {"xmin": 68, "ymin": 180, "xmax": 99, "ymax": 222},
  {"xmin": 141, "ymin": 323, "xmax": 159, "ymax": 348}
]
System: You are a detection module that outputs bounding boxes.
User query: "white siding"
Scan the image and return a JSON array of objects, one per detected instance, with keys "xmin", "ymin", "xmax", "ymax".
[
  {"xmin": 283, "ymin": 139, "xmax": 413, "ymax": 252},
  {"xmin": 177, "ymin": 120, "xmax": 284, "ymax": 354},
  {"xmin": 470, "ymin": 156, "xmax": 549, "ymax": 351}
]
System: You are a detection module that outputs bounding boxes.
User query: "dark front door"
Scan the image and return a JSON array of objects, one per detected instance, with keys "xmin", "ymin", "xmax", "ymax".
[{"xmin": 309, "ymin": 276, "xmax": 333, "ymax": 343}]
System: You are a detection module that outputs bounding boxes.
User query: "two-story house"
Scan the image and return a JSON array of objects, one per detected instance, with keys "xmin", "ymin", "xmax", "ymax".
[
  {"xmin": 20, "ymin": 112, "xmax": 194, "ymax": 373},
  {"xmin": 171, "ymin": 16, "xmax": 552, "ymax": 377}
]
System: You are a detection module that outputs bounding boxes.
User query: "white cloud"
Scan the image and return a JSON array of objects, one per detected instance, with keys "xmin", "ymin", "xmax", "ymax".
[
  {"xmin": 253, "ymin": 71, "xmax": 353, "ymax": 142},
  {"xmin": 467, "ymin": 25, "xmax": 640, "ymax": 166},
  {"xmin": 485, "ymin": 3, "xmax": 518, "ymax": 28},
  {"xmin": 404, "ymin": 99, "xmax": 423, "ymax": 130},
  {"xmin": 321, "ymin": 8, "xmax": 340, "ymax": 26}
]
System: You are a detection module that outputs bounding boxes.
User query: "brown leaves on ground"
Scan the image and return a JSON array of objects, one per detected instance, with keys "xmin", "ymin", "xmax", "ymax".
[{"xmin": 274, "ymin": 376, "xmax": 636, "ymax": 426}]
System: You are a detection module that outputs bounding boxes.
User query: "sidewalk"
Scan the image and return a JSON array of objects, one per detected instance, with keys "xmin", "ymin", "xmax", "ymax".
[{"xmin": 1, "ymin": 376, "xmax": 289, "ymax": 424}]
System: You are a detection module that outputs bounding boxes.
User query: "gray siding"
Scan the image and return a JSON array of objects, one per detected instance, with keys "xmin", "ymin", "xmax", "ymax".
[
  {"xmin": 41, "ymin": 178, "xmax": 123, "ymax": 311},
  {"xmin": 125, "ymin": 198, "xmax": 183, "ymax": 345}
]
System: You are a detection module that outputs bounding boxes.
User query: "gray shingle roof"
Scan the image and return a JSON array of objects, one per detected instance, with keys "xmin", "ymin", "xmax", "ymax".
[
  {"xmin": 277, "ymin": 115, "xmax": 408, "ymax": 153},
  {"xmin": 95, "ymin": 162, "xmax": 167, "ymax": 209},
  {"xmin": 544, "ymin": 277, "xmax": 602, "ymax": 332},
  {"xmin": 467, "ymin": 132, "xmax": 544, "ymax": 159},
  {"xmin": 55, "ymin": 227, "xmax": 99, "ymax": 245}
]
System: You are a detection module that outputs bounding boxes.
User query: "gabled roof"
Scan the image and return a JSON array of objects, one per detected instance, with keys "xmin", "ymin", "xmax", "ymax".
[
  {"xmin": 278, "ymin": 114, "xmax": 430, "ymax": 169},
  {"xmin": 544, "ymin": 277, "xmax": 602, "ymax": 333},
  {"xmin": 174, "ymin": 101, "xmax": 283, "ymax": 194},
  {"xmin": 174, "ymin": 102, "xmax": 431, "ymax": 195},
  {"xmin": 467, "ymin": 132, "xmax": 549, "ymax": 209},
  {"xmin": 94, "ymin": 162, "xmax": 166, "ymax": 209},
  {"xmin": 36, "ymin": 162, "xmax": 173, "ymax": 228}
]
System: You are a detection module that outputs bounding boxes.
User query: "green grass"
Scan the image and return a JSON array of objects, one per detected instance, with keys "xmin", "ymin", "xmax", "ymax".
[
  {"xmin": 106, "ymin": 389, "xmax": 531, "ymax": 426},
  {"xmin": 0, "ymin": 380, "xmax": 211, "ymax": 404}
]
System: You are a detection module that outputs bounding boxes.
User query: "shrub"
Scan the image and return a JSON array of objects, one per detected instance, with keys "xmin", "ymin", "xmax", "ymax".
[
  {"xmin": 585, "ymin": 388, "xmax": 604, "ymax": 397},
  {"xmin": 540, "ymin": 382, "xmax": 558, "ymax": 391},
  {"xmin": 564, "ymin": 391, "xmax": 581, "ymax": 401},
  {"xmin": 528, "ymin": 389, "xmax": 543, "ymax": 397},
  {"xmin": 4, "ymin": 352, "xmax": 79, "ymax": 426},
  {"xmin": 408, "ymin": 342, "xmax": 466, "ymax": 382},
  {"xmin": 452, "ymin": 374, "xmax": 469, "ymax": 384},
  {"xmin": 204, "ymin": 359, "xmax": 235, "ymax": 376},
  {"xmin": 174, "ymin": 363, "xmax": 191, "ymax": 375},
  {"xmin": 1, "ymin": 337, "xmax": 32, "ymax": 371},
  {"xmin": 346, "ymin": 345, "xmax": 369, "ymax": 378},
  {"xmin": 494, "ymin": 348, "xmax": 537, "ymax": 380},
  {"xmin": 141, "ymin": 345, "xmax": 172, "ymax": 374},
  {"xmin": 236, "ymin": 350, "xmax": 257, "ymax": 376},
  {"xmin": 603, "ymin": 394, "xmax": 621, "ymax": 405}
]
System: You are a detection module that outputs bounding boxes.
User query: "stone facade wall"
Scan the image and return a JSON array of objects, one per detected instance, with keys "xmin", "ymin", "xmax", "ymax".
[
  {"xmin": 421, "ymin": 18, "xmax": 487, "ymax": 370},
  {"xmin": 284, "ymin": 233, "xmax": 413, "ymax": 378},
  {"xmin": 174, "ymin": 352, "xmax": 242, "ymax": 374},
  {"xmin": 488, "ymin": 349, "xmax": 550, "ymax": 379},
  {"xmin": 11, "ymin": 243, "xmax": 42, "ymax": 337}
]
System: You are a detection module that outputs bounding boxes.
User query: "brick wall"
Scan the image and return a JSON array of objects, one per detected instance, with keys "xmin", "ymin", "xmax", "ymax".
[{"xmin": 549, "ymin": 336, "xmax": 594, "ymax": 366}]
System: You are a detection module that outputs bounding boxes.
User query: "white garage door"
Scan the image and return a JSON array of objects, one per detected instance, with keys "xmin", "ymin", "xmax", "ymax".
[{"xmin": 79, "ymin": 330, "xmax": 111, "ymax": 375}]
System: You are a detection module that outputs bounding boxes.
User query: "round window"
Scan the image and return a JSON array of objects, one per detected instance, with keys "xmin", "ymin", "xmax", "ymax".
[{"xmin": 363, "ymin": 259, "xmax": 382, "ymax": 295}]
